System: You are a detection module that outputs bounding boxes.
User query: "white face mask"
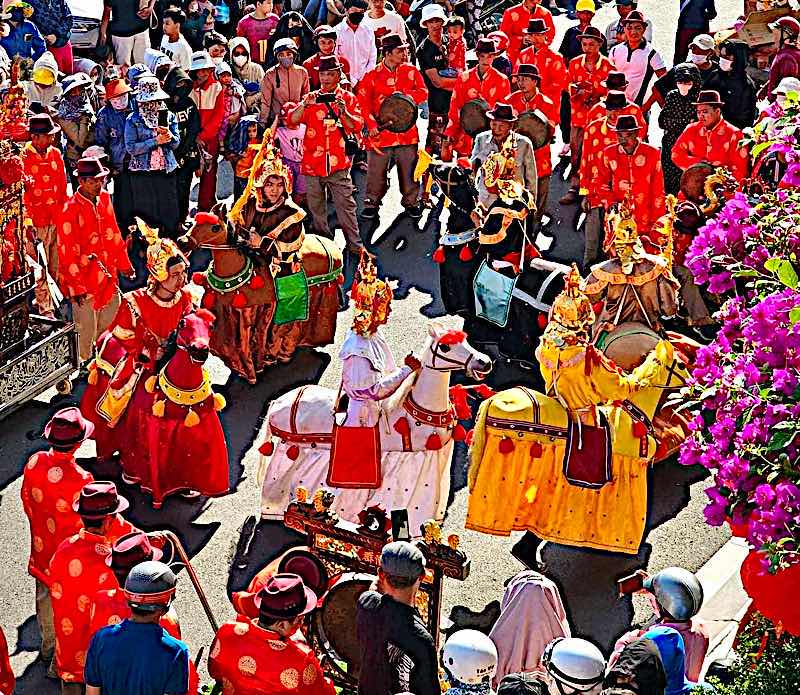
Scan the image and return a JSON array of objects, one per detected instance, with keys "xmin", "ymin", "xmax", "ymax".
[
  {"xmin": 688, "ymin": 51, "xmax": 707, "ymax": 65},
  {"xmin": 718, "ymin": 57, "xmax": 733, "ymax": 72},
  {"xmin": 676, "ymin": 83, "xmax": 692, "ymax": 97},
  {"xmin": 109, "ymin": 94, "xmax": 129, "ymax": 110},
  {"xmin": 211, "ymin": 56, "xmax": 224, "ymax": 66},
  {"xmin": 233, "ymin": 54, "xmax": 248, "ymax": 67}
]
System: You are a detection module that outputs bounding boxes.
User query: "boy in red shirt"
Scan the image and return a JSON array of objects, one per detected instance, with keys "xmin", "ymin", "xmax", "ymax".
[{"xmin": 236, "ymin": 0, "xmax": 279, "ymax": 65}]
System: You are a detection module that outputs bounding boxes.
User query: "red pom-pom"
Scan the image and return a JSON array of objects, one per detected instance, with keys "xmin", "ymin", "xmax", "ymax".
[
  {"xmin": 529, "ymin": 441, "xmax": 543, "ymax": 458},
  {"xmin": 336, "ymin": 273, "xmax": 345, "ymax": 285},
  {"xmin": 632, "ymin": 421, "xmax": 648, "ymax": 438},
  {"xmin": 453, "ymin": 424, "xmax": 467, "ymax": 441},
  {"xmin": 498, "ymin": 437, "xmax": 515, "ymax": 454},
  {"xmin": 192, "ymin": 272, "xmax": 206, "ymax": 286},
  {"xmin": 474, "ymin": 384, "xmax": 496, "ymax": 400},
  {"xmin": 425, "ymin": 433, "xmax": 443, "ymax": 450},
  {"xmin": 286, "ymin": 444, "xmax": 300, "ymax": 460},
  {"xmin": 465, "ymin": 429, "xmax": 475, "ymax": 446},
  {"xmin": 194, "ymin": 212, "xmax": 220, "ymax": 226},
  {"xmin": 249, "ymin": 274, "xmax": 265, "ymax": 289},
  {"xmin": 538, "ymin": 313, "xmax": 548, "ymax": 330},
  {"xmin": 449, "ymin": 385, "xmax": 472, "ymax": 420},
  {"xmin": 201, "ymin": 292, "xmax": 216, "ymax": 309},
  {"xmin": 259, "ymin": 440, "xmax": 275, "ymax": 456},
  {"xmin": 456, "ymin": 157, "xmax": 471, "ymax": 170},
  {"xmin": 592, "ymin": 301, "xmax": 604, "ymax": 315},
  {"xmin": 459, "ymin": 245, "xmax": 474, "ymax": 262},
  {"xmin": 432, "ymin": 246, "xmax": 446, "ymax": 264},
  {"xmin": 393, "ymin": 417, "xmax": 411, "ymax": 436},
  {"xmin": 232, "ymin": 291, "xmax": 248, "ymax": 309}
]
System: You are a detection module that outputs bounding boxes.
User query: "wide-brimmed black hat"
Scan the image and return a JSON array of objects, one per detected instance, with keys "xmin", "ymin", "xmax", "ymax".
[
  {"xmin": 43, "ymin": 406, "xmax": 94, "ymax": 446},
  {"xmin": 513, "ymin": 63, "xmax": 541, "ymax": 81},
  {"xmin": 614, "ymin": 114, "xmax": 641, "ymax": 131},
  {"xmin": 29, "ymin": 113, "xmax": 60, "ymax": 135},
  {"xmin": 604, "ymin": 90, "xmax": 628, "ymax": 111},
  {"xmin": 523, "ymin": 18, "xmax": 548, "ymax": 34},
  {"xmin": 381, "ymin": 32, "xmax": 409, "ymax": 52},
  {"xmin": 73, "ymin": 481, "xmax": 130, "ymax": 519},
  {"xmin": 75, "ymin": 156, "xmax": 110, "ymax": 179},
  {"xmin": 621, "ymin": 9, "xmax": 647, "ymax": 24},
  {"xmin": 255, "ymin": 573, "xmax": 317, "ymax": 620},
  {"xmin": 486, "ymin": 102, "xmax": 517, "ymax": 122},
  {"xmin": 601, "ymin": 71, "xmax": 628, "ymax": 90},
  {"xmin": 577, "ymin": 26, "xmax": 604, "ymax": 42},
  {"xmin": 317, "ymin": 55, "xmax": 342, "ymax": 73},
  {"xmin": 475, "ymin": 37, "xmax": 498, "ymax": 55},
  {"xmin": 693, "ymin": 89, "xmax": 724, "ymax": 106}
]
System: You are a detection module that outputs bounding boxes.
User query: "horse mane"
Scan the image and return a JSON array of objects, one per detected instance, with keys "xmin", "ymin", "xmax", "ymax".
[
  {"xmin": 438, "ymin": 329, "xmax": 467, "ymax": 345},
  {"xmin": 154, "ymin": 325, "xmax": 180, "ymax": 374}
]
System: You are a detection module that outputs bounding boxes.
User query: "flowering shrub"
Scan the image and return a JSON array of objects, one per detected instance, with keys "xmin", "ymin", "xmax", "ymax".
[{"xmin": 680, "ymin": 189, "xmax": 800, "ymax": 574}]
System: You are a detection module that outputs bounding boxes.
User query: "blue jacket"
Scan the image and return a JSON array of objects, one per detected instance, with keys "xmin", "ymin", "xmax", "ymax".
[
  {"xmin": 124, "ymin": 110, "xmax": 180, "ymax": 174},
  {"xmin": 678, "ymin": 0, "xmax": 716, "ymax": 30},
  {"xmin": 95, "ymin": 105, "xmax": 130, "ymax": 170},
  {"xmin": 0, "ymin": 20, "xmax": 46, "ymax": 60},
  {"xmin": 26, "ymin": 0, "xmax": 72, "ymax": 47}
]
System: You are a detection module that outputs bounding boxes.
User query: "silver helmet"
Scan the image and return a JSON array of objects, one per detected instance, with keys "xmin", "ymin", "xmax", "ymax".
[
  {"xmin": 442, "ymin": 629, "xmax": 498, "ymax": 686},
  {"xmin": 542, "ymin": 637, "xmax": 605, "ymax": 694},
  {"xmin": 643, "ymin": 567, "xmax": 703, "ymax": 621}
]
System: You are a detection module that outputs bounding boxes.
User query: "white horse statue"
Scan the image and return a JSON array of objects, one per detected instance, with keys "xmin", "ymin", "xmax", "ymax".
[{"xmin": 258, "ymin": 321, "xmax": 493, "ymax": 533}]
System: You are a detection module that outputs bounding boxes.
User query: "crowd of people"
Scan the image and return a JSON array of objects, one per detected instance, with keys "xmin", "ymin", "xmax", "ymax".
[{"xmin": 4, "ymin": 0, "xmax": 800, "ymax": 692}]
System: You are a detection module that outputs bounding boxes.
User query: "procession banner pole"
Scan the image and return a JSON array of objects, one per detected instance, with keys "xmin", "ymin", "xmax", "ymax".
[{"xmin": 164, "ymin": 530, "xmax": 220, "ymax": 633}]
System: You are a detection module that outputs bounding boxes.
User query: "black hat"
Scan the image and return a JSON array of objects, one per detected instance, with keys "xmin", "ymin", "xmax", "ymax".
[
  {"xmin": 75, "ymin": 156, "xmax": 110, "ymax": 179},
  {"xmin": 614, "ymin": 114, "xmax": 640, "ymax": 131},
  {"xmin": 475, "ymin": 37, "xmax": 498, "ymax": 55},
  {"xmin": 73, "ymin": 481, "xmax": 129, "ymax": 519},
  {"xmin": 621, "ymin": 9, "xmax": 647, "ymax": 24},
  {"xmin": 314, "ymin": 24, "xmax": 337, "ymax": 38},
  {"xmin": 513, "ymin": 63, "xmax": 541, "ymax": 81},
  {"xmin": 524, "ymin": 18, "xmax": 548, "ymax": 34},
  {"xmin": 124, "ymin": 560, "xmax": 177, "ymax": 612},
  {"xmin": 604, "ymin": 90, "xmax": 628, "ymax": 111},
  {"xmin": 674, "ymin": 201, "xmax": 703, "ymax": 233},
  {"xmin": 43, "ymin": 406, "xmax": 94, "ymax": 445},
  {"xmin": 601, "ymin": 71, "xmax": 628, "ymax": 90},
  {"xmin": 255, "ymin": 573, "xmax": 317, "ymax": 619},
  {"xmin": 317, "ymin": 55, "xmax": 342, "ymax": 73},
  {"xmin": 693, "ymin": 89, "xmax": 724, "ymax": 106},
  {"xmin": 577, "ymin": 26, "xmax": 604, "ymax": 42},
  {"xmin": 381, "ymin": 32, "xmax": 409, "ymax": 52},
  {"xmin": 486, "ymin": 102, "xmax": 517, "ymax": 122},
  {"xmin": 345, "ymin": 0, "xmax": 368, "ymax": 8},
  {"xmin": 497, "ymin": 673, "xmax": 549, "ymax": 695}
]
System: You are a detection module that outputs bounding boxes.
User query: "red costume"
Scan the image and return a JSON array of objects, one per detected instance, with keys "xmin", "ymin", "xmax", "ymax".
[
  {"xmin": 671, "ymin": 118, "xmax": 749, "ymax": 182},
  {"xmin": 303, "ymin": 52, "xmax": 351, "ymax": 90},
  {"xmin": 49, "ymin": 520, "xmax": 137, "ymax": 683},
  {"xmin": 0, "ymin": 628, "xmax": 14, "ymax": 695},
  {"xmin": 445, "ymin": 66, "xmax": 511, "ymax": 156},
  {"xmin": 356, "ymin": 61, "xmax": 428, "ymax": 148},
  {"xmin": 567, "ymin": 54, "xmax": 614, "ymax": 129},
  {"xmin": 517, "ymin": 45, "xmax": 567, "ymax": 107},
  {"xmin": 89, "ymin": 588, "xmax": 181, "ymax": 640},
  {"xmin": 21, "ymin": 142, "xmax": 68, "ymax": 229},
  {"xmin": 191, "ymin": 76, "xmax": 226, "ymax": 210},
  {"xmin": 508, "ymin": 89, "xmax": 558, "ymax": 178},
  {"xmin": 21, "ymin": 449, "xmax": 94, "ymax": 583},
  {"xmin": 500, "ymin": 2, "xmax": 556, "ymax": 66},
  {"xmin": 596, "ymin": 141, "xmax": 666, "ymax": 237},
  {"xmin": 209, "ymin": 619, "xmax": 336, "ymax": 695}
]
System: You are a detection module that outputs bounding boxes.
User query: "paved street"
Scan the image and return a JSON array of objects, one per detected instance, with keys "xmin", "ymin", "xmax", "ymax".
[{"xmin": 1, "ymin": 1, "xmax": 739, "ymax": 691}]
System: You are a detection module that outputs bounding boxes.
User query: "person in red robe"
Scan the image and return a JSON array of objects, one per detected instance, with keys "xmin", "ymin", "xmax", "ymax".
[
  {"xmin": 48, "ymin": 482, "xmax": 138, "ymax": 694},
  {"xmin": 0, "ymin": 627, "xmax": 14, "ymax": 695},
  {"xmin": 517, "ymin": 18, "xmax": 567, "ymax": 119},
  {"xmin": 499, "ymin": 0, "xmax": 556, "ymax": 67}
]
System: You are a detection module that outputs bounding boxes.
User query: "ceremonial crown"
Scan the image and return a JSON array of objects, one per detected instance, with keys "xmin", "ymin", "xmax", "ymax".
[
  {"xmin": 604, "ymin": 197, "xmax": 645, "ymax": 274},
  {"xmin": 547, "ymin": 264, "xmax": 595, "ymax": 337},
  {"xmin": 135, "ymin": 217, "xmax": 187, "ymax": 282},
  {"xmin": 252, "ymin": 130, "xmax": 293, "ymax": 195},
  {"xmin": 351, "ymin": 252, "xmax": 393, "ymax": 336},
  {"xmin": 482, "ymin": 134, "xmax": 524, "ymax": 203}
]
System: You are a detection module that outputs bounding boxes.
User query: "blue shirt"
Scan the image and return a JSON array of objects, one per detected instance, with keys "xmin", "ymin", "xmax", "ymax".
[
  {"xmin": 0, "ymin": 20, "xmax": 46, "ymax": 61},
  {"xmin": 84, "ymin": 620, "xmax": 190, "ymax": 695},
  {"xmin": 95, "ymin": 104, "xmax": 130, "ymax": 169}
]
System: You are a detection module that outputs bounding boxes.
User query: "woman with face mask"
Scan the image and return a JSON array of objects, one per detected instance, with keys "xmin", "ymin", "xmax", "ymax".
[
  {"xmin": 228, "ymin": 36, "xmax": 265, "ymax": 112},
  {"xmin": 56, "ymin": 73, "xmax": 97, "ymax": 189},
  {"xmin": 259, "ymin": 37, "xmax": 310, "ymax": 123},
  {"xmin": 658, "ymin": 62, "xmax": 701, "ymax": 195},
  {"xmin": 265, "ymin": 11, "xmax": 315, "ymax": 67},
  {"xmin": 704, "ymin": 40, "xmax": 757, "ymax": 130}
]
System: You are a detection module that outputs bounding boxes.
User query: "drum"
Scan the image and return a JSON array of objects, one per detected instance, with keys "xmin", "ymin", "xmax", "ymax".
[
  {"xmin": 313, "ymin": 572, "xmax": 375, "ymax": 679},
  {"xmin": 378, "ymin": 93, "xmax": 418, "ymax": 133},
  {"xmin": 599, "ymin": 321, "xmax": 661, "ymax": 371},
  {"xmin": 515, "ymin": 109, "xmax": 554, "ymax": 150},
  {"xmin": 460, "ymin": 98, "xmax": 490, "ymax": 137},
  {"xmin": 679, "ymin": 162, "xmax": 715, "ymax": 203}
]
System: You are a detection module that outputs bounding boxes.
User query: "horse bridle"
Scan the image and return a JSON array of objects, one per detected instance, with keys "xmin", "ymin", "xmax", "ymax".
[
  {"xmin": 436, "ymin": 166, "xmax": 478, "ymax": 221},
  {"xmin": 425, "ymin": 337, "xmax": 476, "ymax": 373}
]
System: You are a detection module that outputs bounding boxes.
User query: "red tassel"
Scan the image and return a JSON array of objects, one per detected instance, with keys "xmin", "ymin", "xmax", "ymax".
[
  {"xmin": 232, "ymin": 291, "xmax": 248, "ymax": 309},
  {"xmin": 474, "ymin": 384, "xmax": 496, "ymax": 400},
  {"xmin": 538, "ymin": 313, "xmax": 548, "ymax": 330},
  {"xmin": 249, "ymin": 274, "xmax": 265, "ymax": 289},
  {"xmin": 432, "ymin": 246, "xmax": 446, "ymax": 264},
  {"xmin": 632, "ymin": 421, "xmax": 648, "ymax": 439},
  {"xmin": 456, "ymin": 157, "xmax": 471, "ymax": 170},
  {"xmin": 259, "ymin": 440, "xmax": 275, "ymax": 456},
  {"xmin": 393, "ymin": 417, "xmax": 411, "ymax": 436},
  {"xmin": 459, "ymin": 245, "xmax": 474, "ymax": 262},
  {"xmin": 449, "ymin": 385, "xmax": 472, "ymax": 420},
  {"xmin": 191, "ymin": 272, "xmax": 206, "ymax": 286},
  {"xmin": 453, "ymin": 424, "xmax": 467, "ymax": 441},
  {"xmin": 286, "ymin": 444, "xmax": 300, "ymax": 460},
  {"xmin": 201, "ymin": 292, "xmax": 215, "ymax": 309},
  {"xmin": 530, "ymin": 441, "xmax": 543, "ymax": 458},
  {"xmin": 425, "ymin": 433, "xmax": 443, "ymax": 450},
  {"xmin": 336, "ymin": 273, "xmax": 345, "ymax": 285},
  {"xmin": 465, "ymin": 429, "xmax": 475, "ymax": 446},
  {"xmin": 499, "ymin": 437, "xmax": 515, "ymax": 454}
]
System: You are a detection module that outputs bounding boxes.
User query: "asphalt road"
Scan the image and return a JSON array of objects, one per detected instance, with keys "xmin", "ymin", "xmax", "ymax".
[{"xmin": 1, "ymin": 1, "xmax": 739, "ymax": 691}]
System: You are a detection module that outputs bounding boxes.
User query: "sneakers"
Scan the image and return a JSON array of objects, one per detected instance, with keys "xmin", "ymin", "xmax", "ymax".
[
  {"xmin": 405, "ymin": 202, "xmax": 425, "ymax": 219},
  {"xmin": 559, "ymin": 188, "xmax": 579, "ymax": 206},
  {"xmin": 361, "ymin": 206, "xmax": 379, "ymax": 220}
]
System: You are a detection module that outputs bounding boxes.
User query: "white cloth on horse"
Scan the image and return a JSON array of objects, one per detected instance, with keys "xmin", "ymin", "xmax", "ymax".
[{"xmin": 339, "ymin": 329, "xmax": 413, "ymax": 427}]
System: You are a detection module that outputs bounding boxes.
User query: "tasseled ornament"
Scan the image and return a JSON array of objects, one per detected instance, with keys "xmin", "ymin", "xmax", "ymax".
[
  {"xmin": 232, "ymin": 291, "xmax": 248, "ymax": 309},
  {"xmin": 336, "ymin": 273, "xmax": 345, "ymax": 285},
  {"xmin": 145, "ymin": 375, "xmax": 157, "ymax": 393},
  {"xmin": 474, "ymin": 384, "xmax": 496, "ymax": 400},
  {"xmin": 425, "ymin": 433, "xmax": 443, "ymax": 450},
  {"xmin": 151, "ymin": 399, "xmax": 165, "ymax": 417},
  {"xmin": 213, "ymin": 393, "xmax": 226, "ymax": 411},
  {"xmin": 459, "ymin": 245, "xmax": 474, "ymax": 262},
  {"xmin": 632, "ymin": 421, "xmax": 648, "ymax": 439},
  {"xmin": 537, "ymin": 313, "xmax": 548, "ymax": 330},
  {"xmin": 191, "ymin": 272, "xmax": 206, "ymax": 286},
  {"xmin": 432, "ymin": 246, "xmax": 446, "ymax": 264},
  {"xmin": 87, "ymin": 362, "xmax": 98, "ymax": 385},
  {"xmin": 393, "ymin": 417, "xmax": 411, "ymax": 436},
  {"xmin": 449, "ymin": 385, "xmax": 472, "ymax": 420},
  {"xmin": 465, "ymin": 429, "xmax": 474, "ymax": 446},
  {"xmin": 259, "ymin": 440, "xmax": 275, "ymax": 456},
  {"xmin": 452, "ymin": 424, "xmax": 467, "ymax": 441},
  {"xmin": 286, "ymin": 444, "xmax": 300, "ymax": 460},
  {"xmin": 184, "ymin": 408, "xmax": 200, "ymax": 427},
  {"xmin": 498, "ymin": 437, "xmax": 515, "ymax": 454},
  {"xmin": 249, "ymin": 274, "xmax": 265, "ymax": 290},
  {"xmin": 201, "ymin": 291, "xmax": 216, "ymax": 309},
  {"xmin": 530, "ymin": 441, "xmax": 543, "ymax": 458}
]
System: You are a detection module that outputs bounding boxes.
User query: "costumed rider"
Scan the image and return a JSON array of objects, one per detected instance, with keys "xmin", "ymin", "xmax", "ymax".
[
  {"xmin": 542, "ymin": 638, "xmax": 606, "ymax": 695},
  {"xmin": 229, "ymin": 131, "xmax": 308, "ymax": 363},
  {"xmin": 442, "ymin": 629, "xmax": 499, "ymax": 695},
  {"xmin": 583, "ymin": 202, "xmax": 680, "ymax": 341}
]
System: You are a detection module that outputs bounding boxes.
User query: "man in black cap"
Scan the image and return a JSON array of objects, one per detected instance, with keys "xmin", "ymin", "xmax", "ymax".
[
  {"xmin": 356, "ymin": 541, "xmax": 439, "ymax": 695},
  {"xmin": 604, "ymin": 0, "xmax": 652, "ymax": 50},
  {"xmin": 608, "ymin": 9, "xmax": 666, "ymax": 108}
]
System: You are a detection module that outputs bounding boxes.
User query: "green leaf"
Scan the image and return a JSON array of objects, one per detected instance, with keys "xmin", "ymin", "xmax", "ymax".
[
  {"xmin": 778, "ymin": 260, "xmax": 799, "ymax": 289},
  {"xmin": 765, "ymin": 257, "xmax": 782, "ymax": 272},
  {"xmin": 791, "ymin": 307, "xmax": 800, "ymax": 325},
  {"xmin": 734, "ymin": 269, "xmax": 760, "ymax": 278},
  {"xmin": 751, "ymin": 140, "xmax": 773, "ymax": 160}
]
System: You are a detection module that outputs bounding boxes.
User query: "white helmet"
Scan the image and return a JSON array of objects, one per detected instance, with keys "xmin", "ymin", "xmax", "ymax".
[
  {"xmin": 442, "ymin": 629, "xmax": 498, "ymax": 686},
  {"xmin": 542, "ymin": 638, "xmax": 605, "ymax": 694}
]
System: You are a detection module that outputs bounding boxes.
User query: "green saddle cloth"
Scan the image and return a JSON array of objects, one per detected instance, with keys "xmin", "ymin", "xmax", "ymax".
[{"xmin": 274, "ymin": 270, "xmax": 309, "ymax": 325}]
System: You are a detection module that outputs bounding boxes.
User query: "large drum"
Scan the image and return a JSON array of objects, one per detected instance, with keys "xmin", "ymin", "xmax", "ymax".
[
  {"xmin": 313, "ymin": 572, "xmax": 376, "ymax": 680},
  {"xmin": 378, "ymin": 93, "xmax": 418, "ymax": 133},
  {"xmin": 679, "ymin": 162, "xmax": 715, "ymax": 203},
  {"xmin": 599, "ymin": 321, "xmax": 661, "ymax": 371},
  {"xmin": 515, "ymin": 109, "xmax": 554, "ymax": 149},
  {"xmin": 460, "ymin": 98, "xmax": 490, "ymax": 137}
]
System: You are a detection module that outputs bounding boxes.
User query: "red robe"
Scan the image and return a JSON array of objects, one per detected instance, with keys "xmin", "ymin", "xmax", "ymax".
[
  {"xmin": 671, "ymin": 118, "xmax": 749, "ymax": 182},
  {"xmin": 517, "ymin": 45, "xmax": 567, "ymax": 109},
  {"xmin": 567, "ymin": 54, "xmax": 614, "ymax": 129},
  {"xmin": 500, "ymin": 2, "xmax": 556, "ymax": 66},
  {"xmin": 508, "ymin": 89, "xmax": 557, "ymax": 178},
  {"xmin": 49, "ymin": 521, "xmax": 137, "ymax": 683},
  {"xmin": 0, "ymin": 628, "xmax": 14, "ymax": 695}
]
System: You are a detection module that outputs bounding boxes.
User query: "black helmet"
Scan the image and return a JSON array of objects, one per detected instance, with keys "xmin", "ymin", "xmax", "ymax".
[{"xmin": 124, "ymin": 560, "xmax": 177, "ymax": 613}]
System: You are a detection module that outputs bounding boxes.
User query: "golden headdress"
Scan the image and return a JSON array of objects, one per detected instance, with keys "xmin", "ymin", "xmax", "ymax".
[
  {"xmin": 544, "ymin": 264, "xmax": 595, "ymax": 342},
  {"xmin": 135, "ymin": 217, "xmax": 187, "ymax": 282},
  {"xmin": 351, "ymin": 251, "xmax": 393, "ymax": 336},
  {"xmin": 604, "ymin": 196, "xmax": 645, "ymax": 274},
  {"xmin": 481, "ymin": 133, "xmax": 524, "ymax": 203}
]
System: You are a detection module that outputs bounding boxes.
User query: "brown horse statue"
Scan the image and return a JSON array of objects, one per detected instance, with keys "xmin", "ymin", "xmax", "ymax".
[{"xmin": 180, "ymin": 204, "xmax": 343, "ymax": 383}]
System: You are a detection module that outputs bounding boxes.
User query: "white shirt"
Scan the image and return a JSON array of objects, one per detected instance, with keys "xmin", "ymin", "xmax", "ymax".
[
  {"xmin": 604, "ymin": 17, "xmax": 653, "ymax": 49},
  {"xmin": 361, "ymin": 10, "xmax": 410, "ymax": 49},
  {"xmin": 609, "ymin": 39, "xmax": 665, "ymax": 105},
  {"xmin": 160, "ymin": 34, "xmax": 193, "ymax": 70},
  {"xmin": 335, "ymin": 21, "xmax": 377, "ymax": 86}
]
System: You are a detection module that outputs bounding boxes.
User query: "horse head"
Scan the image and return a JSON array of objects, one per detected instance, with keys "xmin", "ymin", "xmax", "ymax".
[
  {"xmin": 430, "ymin": 160, "xmax": 478, "ymax": 214},
  {"xmin": 422, "ymin": 321, "xmax": 493, "ymax": 380},
  {"xmin": 175, "ymin": 308, "xmax": 215, "ymax": 363},
  {"xmin": 178, "ymin": 203, "xmax": 230, "ymax": 254}
]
